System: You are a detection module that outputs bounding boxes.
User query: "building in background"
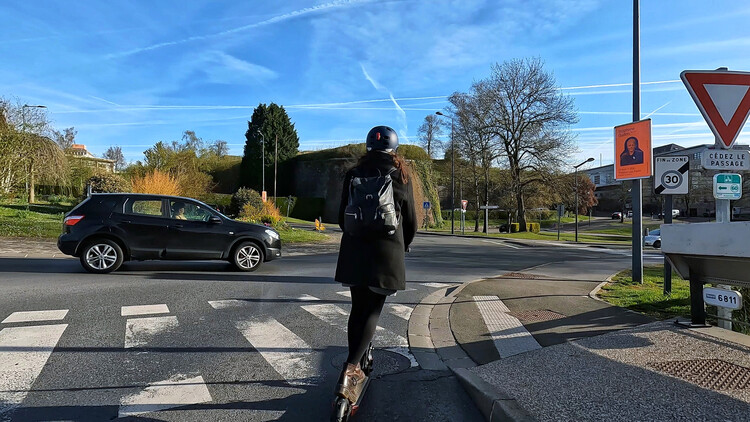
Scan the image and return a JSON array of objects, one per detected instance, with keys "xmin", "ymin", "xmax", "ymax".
[
  {"xmin": 67, "ymin": 144, "xmax": 116, "ymax": 173},
  {"xmin": 585, "ymin": 144, "xmax": 750, "ymax": 218}
]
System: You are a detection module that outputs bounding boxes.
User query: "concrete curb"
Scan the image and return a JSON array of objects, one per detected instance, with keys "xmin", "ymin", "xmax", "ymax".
[
  {"xmin": 453, "ymin": 368, "xmax": 537, "ymax": 422},
  {"xmin": 408, "ymin": 274, "xmax": 537, "ymax": 422},
  {"xmin": 588, "ymin": 271, "xmax": 620, "ymax": 302}
]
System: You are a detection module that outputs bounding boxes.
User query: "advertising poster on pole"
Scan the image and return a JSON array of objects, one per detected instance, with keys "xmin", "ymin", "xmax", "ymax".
[{"xmin": 614, "ymin": 119, "xmax": 652, "ymax": 180}]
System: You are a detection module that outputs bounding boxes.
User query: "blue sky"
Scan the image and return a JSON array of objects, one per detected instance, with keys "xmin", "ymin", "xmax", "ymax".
[{"xmin": 2, "ymin": 0, "xmax": 750, "ymax": 170}]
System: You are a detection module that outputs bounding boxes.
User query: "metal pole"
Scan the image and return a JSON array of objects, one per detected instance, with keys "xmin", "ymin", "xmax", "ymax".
[
  {"xmin": 573, "ymin": 167, "xmax": 578, "ymax": 242},
  {"xmin": 258, "ymin": 130, "xmax": 265, "ymax": 195},
  {"xmin": 663, "ymin": 195, "xmax": 673, "ymax": 293},
  {"xmin": 631, "ymin": 0, "xmax": 644, "ymax": 283},
  {"xmin": 663, "ymin": 194, "xmax": 673, "ymax": 295},
  {"xmin": 557, "ymin": 208, "xmax": 561, "ymax": 241},
  {"xmin": 274, "ymin": 134, "xmax": 278, "ymax": 203},
  {"xmin": 689, "ymin": 270, "xmax": 707, "ymax": 326},
  {"xmin": 451, "ymin": 117, "xmax": 455, "ymax": 235},
  {"xmin": 716, "ymin": 196, "xmax": 733, "ymax": 330}
]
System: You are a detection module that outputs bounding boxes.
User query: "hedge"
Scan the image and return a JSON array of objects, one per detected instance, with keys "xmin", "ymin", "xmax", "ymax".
[
  {"xmin": 290, "ymin": 197, "xmax": 326, "ymax": 221},
  {"xmin": 509, "ymin": 223, "xmax": 540, "ymax": 233}
]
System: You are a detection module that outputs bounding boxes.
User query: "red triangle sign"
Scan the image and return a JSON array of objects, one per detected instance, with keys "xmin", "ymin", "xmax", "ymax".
[{"xmin": 681, "ymin": 69, "xmax": 750, "ymax": 149}]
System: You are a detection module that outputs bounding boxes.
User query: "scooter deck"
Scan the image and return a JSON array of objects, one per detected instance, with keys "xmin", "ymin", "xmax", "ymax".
[{"xmin": 349, "ymin": 375, "xmax": 371, "ymax": 416}]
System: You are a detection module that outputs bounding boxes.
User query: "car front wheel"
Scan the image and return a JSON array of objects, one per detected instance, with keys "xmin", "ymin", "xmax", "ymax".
[
  {"xmin": 653, "ymin": 240, "xmax": 661, "ymax": 249},
  {"xmin": 232, "ymin": 241, "xmax": 263, "ymax": 272},
  {"xmin": 80, "ymin": 239, "xmax": 124, "ymax": 274}
]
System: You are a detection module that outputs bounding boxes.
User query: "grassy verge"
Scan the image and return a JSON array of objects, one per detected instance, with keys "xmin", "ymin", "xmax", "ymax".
[
  {"xmin": 598, "ymin": 265, "xmax": 690, "ymax": 320},
  {"xmin": 283, "ymin": 217, "xmax": 316, "ymax": 225},
  {"xmin": 0, "ymin": 205, "xmax": 64, "ymax": 238},
  {"xmin": 278, "ymin": 227, "xmax": 329, "ymax": 244},
  {"xmin": 421, "ymin": 227, "xmax": 629, "ymax": 244}
]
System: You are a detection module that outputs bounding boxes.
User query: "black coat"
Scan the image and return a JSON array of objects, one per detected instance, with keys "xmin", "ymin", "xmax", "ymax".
[{"xmin": 334, "ymin": 153, "xmax": 417, "ymax": 291}]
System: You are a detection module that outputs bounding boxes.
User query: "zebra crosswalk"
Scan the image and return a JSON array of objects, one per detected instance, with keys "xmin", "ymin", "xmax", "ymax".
[{"xmin": 0, "ymin": 292, "xmax": 418, "ymax": 421}]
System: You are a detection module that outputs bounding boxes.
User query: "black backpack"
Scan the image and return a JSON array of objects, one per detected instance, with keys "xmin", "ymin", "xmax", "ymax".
[{"xmin": 344, "ymin": 167, "xmax": 399, "ymax": 236}]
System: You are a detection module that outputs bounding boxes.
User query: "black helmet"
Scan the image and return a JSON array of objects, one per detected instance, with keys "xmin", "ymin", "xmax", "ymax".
[{"xmin": 366, "ymin": 126, "xmax": 398, "ymax": 152}]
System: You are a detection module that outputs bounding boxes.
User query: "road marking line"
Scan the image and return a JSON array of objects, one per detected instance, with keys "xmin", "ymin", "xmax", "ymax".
[
  {"xmin": 121, "ymin": 304, "xmax": 170, "ymax": 317},
  {"xmin": 235, "ymin": 317, "xmax": 319, "ymax": 386},
  {"xmin": 0, "ymin": 324, "xmax": 68, "ymax": 414},
  {"xmin": 208, "ymin": 299, "xmax": 247, "ymax": 309},
  {"xmin": 420, "ymin": 282, "xmax": 455, "ymax": 288},
  {"xmin": 387, "ymin": 304, "xmax": 413, "ymax": 320},
  {"xmin": 296, "ymin": 294, "xmax": 320, "ymax": 301},
  {"xmin": 479, "ymin": 239, "xmax": 521, "ymax": 249},
  {"xmin": 473, "ymin": 295, "xmax": 541, "ymax": 358},
  {"xmin": 301, "ymin": 302, "xmax": 417, "ymax": 367},
  {"xmin": 118, "ymin": 374, "xmax": 212, "ymax": 417},
  {"xmin": 125, "ymin": 316, "xmax": 179, "ymax": 349},
  {"xmin": 336, "ymin": 290, "xmax": 351, "ymax": 298},
  {"xmin": 2, "ymin": 309, "xmax": 69, "ymax": 324}
]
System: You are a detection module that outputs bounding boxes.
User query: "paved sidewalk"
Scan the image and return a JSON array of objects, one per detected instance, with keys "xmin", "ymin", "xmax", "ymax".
[{"xmin": 410, "ymin": 254, "xmax": 750, "ymax": 421}]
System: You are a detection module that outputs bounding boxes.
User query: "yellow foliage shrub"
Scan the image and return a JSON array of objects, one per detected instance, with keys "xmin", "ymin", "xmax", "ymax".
[
  {"xmin": 130, "ymin": 170, "xmax": 181, "ymax": 196},
  {"xmin": 240, "ymin": 200, "xmax": 283, "ymax": 227}
]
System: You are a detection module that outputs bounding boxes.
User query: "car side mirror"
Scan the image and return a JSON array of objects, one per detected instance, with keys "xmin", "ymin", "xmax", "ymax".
[{"xmin": 209, "ymin": 216, "xmax": 222, "ymax": 224}]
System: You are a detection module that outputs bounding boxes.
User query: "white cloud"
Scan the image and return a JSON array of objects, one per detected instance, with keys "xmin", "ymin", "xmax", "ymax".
[{"xmin": 200, "ymin": 51, "xmax": 277, "ymax": 84}]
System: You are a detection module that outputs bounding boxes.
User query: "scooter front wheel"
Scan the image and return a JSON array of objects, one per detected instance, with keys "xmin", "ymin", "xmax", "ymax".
[{"xmin": 331, "ymin": 396, "xmax": 350, "ymax": 422}]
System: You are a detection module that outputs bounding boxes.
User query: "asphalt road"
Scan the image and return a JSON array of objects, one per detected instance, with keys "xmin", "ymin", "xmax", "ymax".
[{"xmin": 0, "ymin": 234, "xmax": 661, "ymax": 422}]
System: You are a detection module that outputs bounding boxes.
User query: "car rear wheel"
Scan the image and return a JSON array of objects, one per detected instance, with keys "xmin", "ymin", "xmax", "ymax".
[
  {"xmin": 653, "ymin": 240, "xmax": 661, "ymax": 249},
  {"xmin": 232, "ymin": 241, "xmax": 263, "ymax": 272},
  {"xmin": 80, "ymin": 239, "xmax": 123, "ymax": 273}
]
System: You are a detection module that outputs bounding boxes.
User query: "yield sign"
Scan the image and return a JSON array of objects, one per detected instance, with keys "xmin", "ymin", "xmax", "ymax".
[{"xmin": 680, "ymin": 69, "xmax": 750, "ymax": 149}]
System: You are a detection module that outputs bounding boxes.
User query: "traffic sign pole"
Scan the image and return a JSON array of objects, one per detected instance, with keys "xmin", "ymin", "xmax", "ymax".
[{"xmin": 663, "ymin": 194, "xmax": 673, "ymax": 295}]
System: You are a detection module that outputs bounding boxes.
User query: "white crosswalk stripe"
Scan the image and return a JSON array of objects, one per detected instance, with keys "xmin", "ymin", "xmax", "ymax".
[
  {"xmin": 0, "ymin": 324, "xmax": 68, "ymax": 416},
  {"xmin": 386, "ymin": 304, "xmax": 414, "ymax": 320},
  {"xmin": 118, "ymin": 374, "xmax": 213, "ymax": 418},
  {"xmin": 121, "ymin": 304, "xmax": 170, "ymax": 316},
  {"xmin": 124, "ymin": 316, "xmax": 179, "ymax": 348},
  {"xmin": 235, "ymin": 317, "xmax": 320, "ymax": 386},
  {"xmin": 473, "ymin": 295, "xmax": 541, "ymax": 358},
  {"xmin": 1, "ymin": 309, "xmax": 68, "ymax": 324}
]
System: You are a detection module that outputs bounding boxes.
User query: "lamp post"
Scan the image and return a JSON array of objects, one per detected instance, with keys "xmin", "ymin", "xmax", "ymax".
[
  {"xmin": 574, "ymin": 157, "xmax": 595, "ymax": 242},
  {"xmin": 257, "ymin": 129, "xmax": 265, "ymax": 199},
  {"xmin": 436, "ymin": 111, "xmax": 455, "ymax": 234},
  {"xmin": 22, "ymin": 104, "xmax": 46, "ymax": 205}
]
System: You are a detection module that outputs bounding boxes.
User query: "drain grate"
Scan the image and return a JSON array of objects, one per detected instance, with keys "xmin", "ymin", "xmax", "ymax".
[
  {"xmin": 648, "ymin": 359, "xmax": 750, "ymax": 390},
  {"xmin": 509, "ymin": 309, "xmax": 566, "ymax": 322},
  {"xmin": 502, "ymin": 272, "xmax": 543, "ymax": 279}
]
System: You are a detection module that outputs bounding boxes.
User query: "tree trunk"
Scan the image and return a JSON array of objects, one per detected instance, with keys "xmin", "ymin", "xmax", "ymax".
[
  {"xmin": 28, "ymin": 161, "xmax": 35, "ymax": 204},
  {"xmin": 516, "ymin": 187, "xmax": 526, "ymax": 231}
]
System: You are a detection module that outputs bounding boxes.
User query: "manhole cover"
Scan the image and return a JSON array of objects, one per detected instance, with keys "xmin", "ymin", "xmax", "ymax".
[
  {"xmin": 330, "ymin": 349, "xmax": 411, "ymax": 378},
  {"xmin": 502, "ymin": 272, "xmax": 543, "ymax": 279},
  {"xmin": 509, "ymin": 309, "xmax": 566, "ymax": 322},
  {"xmin": 648, "ymin": 359, "xmax": 750, "ymax": 390}
]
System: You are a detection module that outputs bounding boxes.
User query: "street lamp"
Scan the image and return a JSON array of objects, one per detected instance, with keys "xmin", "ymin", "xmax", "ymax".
[
  {"xmin": 436, "ymin": 111, "xmax": 455, "ymax": 234},
  {"xmin": 574, "ymin": 157, "xmax": 595, "ymax": 242},
  {"xmin": 257, "ymin": 129, "xmax": 265, "ymax": 198},
  {"xmin": 22, "ymin": 105, "xmax": 46, "ymax": 205}
]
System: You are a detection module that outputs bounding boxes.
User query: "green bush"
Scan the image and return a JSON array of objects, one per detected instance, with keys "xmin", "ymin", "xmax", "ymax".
[
  {"xmin": 290, "ymin": 197, "xmax": 326, "ymax": 221},
  {"xmin": 44, "ymin": 194, "xmax": 75, "ymax": 205},
  {"xmin": 230, "ymin": 188, "xmax": 263, "ymax": 216},
  {"xmin": 87, "ymin": 172, "xmax": 130, "ymax": 193},
  {"xmin": 275, "ymin": 196, "xmax": 297, "ymax": 217},
  {"xmin": 199, "ymin": 192, "xmax": 232, "ymax": 215}
]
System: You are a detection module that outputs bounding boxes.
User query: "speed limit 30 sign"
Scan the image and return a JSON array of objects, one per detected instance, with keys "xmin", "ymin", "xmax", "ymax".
[{"xmin": 655, "ymin": 156, "xmax": 689, "ymax": 195}]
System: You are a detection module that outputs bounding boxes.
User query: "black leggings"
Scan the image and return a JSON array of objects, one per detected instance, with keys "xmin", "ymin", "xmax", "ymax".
[{"xmin": 346, "ymin": 286, "xmax": 387, "ymax": 365}]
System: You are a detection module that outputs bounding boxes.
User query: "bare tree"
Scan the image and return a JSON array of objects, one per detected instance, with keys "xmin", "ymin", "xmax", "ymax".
[
  {"xmin": 210, "ymin": 140, "xmax": 229, "ymax": 157},
  {"xmin": 53, "ymin": 127, "xmax": 77, "ymax": 151},
  {"xmin": 103, "ymin": 145, "xmax": 127, "ymax": 171},
  {"xmin": 417, "ymin": 114, "xmax": 443, "ymax": 158},
  {"xmin": 480, "ymin": 58, "xmax": 578, "ymax": 231}
]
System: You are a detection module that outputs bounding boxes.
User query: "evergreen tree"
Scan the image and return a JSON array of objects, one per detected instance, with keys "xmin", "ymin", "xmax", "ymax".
[{"xmin": 240, "ymin": 103, "xmax": 300, "ymax": 191}]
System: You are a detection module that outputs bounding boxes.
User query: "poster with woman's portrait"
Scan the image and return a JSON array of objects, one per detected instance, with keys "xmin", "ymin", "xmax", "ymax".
[{"xmin": 614, "ymin": 119, "xmax": 652, "ymax": 180}]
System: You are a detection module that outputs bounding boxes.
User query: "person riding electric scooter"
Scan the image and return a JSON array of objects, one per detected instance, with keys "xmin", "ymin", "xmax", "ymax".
[{"xmin": 331, "ymin": 125, "xmax": 418, "ymax": 420}]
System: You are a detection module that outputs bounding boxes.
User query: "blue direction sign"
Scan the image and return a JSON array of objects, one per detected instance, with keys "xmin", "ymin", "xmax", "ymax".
[
  {"xmin": 713, "ymin": 173, "xmax": 742, "ymax": 200},
  {"xmin": 422, "ymin": 201, "xmax": 431, "ymax": 210}
]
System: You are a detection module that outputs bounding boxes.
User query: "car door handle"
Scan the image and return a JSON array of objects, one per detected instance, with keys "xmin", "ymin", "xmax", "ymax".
[
  {"xmin": 173, "ymin": 224, "xmax": 184, "ymax": 228},
  {"xmin": 122, "ymin": 220, "xmax": 131, "ymax": 224}
]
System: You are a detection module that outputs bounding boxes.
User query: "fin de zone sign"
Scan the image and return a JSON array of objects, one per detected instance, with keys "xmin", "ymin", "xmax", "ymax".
[{"xmin": 681, "ymin": 69, "xmax": 750, "ymax": 150}]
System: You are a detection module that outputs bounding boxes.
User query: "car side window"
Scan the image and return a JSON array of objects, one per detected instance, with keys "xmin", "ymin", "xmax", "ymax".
[
  {"xmin": 126, "ymin": 199, "xmax": 164, "ymax": 217},
  {"xmin": 170, "ymin": 200, "xmax": 212, "ymax": 222}
]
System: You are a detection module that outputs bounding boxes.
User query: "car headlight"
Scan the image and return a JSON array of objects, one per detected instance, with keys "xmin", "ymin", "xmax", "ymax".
[{"xmin": 265, "ymin": 229, "xmax": 280, "ymax": 240}]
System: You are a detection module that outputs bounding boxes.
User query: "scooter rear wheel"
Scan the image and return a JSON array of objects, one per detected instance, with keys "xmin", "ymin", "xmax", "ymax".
[{"xmin": 331, "ymin": 396, "xmax": 350, "ymax": 422}]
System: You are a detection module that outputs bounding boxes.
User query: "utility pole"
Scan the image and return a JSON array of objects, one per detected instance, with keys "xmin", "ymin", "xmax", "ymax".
[
  {"xmin": 632, "ymin": 0, "xmax": 644, "ymax": 283},
  {"xmin": 436, "ymin": 111, "xmax": 455, "ymax": 234},
  {"xmin": 258, "ymin": 130, "xmax": 265, "ymax": 199}
]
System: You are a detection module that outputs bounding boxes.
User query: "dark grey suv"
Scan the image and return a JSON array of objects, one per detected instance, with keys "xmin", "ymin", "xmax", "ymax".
[{"xmin": 58, "ymin": 193, "xmax": 281, "ymax": 273}]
